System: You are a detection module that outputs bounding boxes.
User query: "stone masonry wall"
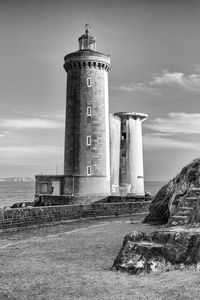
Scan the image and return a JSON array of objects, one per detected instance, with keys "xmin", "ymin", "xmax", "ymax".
[
  {"xmin": 0, "ymin": 201, "xmax": 150, "ymax": 230},
  {"xmin": 64, "ymin": 50, "xmax": 110, "ymax": 195},
  {"xmin": 35, "ymin": 195, "xmax": 147, "ymax": 206}
]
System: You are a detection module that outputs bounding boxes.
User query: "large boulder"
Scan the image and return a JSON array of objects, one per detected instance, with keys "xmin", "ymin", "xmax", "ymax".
[
  {"xmin": 143, "ymin": 158, "xmax": 200, "ymax": 224},
  {"xmin": 112, "ymin": 230, "xmax": 200, "ymax": 274}
]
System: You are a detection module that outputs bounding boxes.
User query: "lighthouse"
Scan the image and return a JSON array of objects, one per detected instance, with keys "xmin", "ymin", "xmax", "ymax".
[
  {"xmin": 35, "ymin": 26, "xmax": 148, "ymax": 203},
  {"xmin": 63, "ymin": 25, "xmax": 111, "ymax": 196}
]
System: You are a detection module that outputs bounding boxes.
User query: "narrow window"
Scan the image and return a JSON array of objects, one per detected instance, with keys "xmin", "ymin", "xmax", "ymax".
[
  {"xmin": 87, "ymin": 135, "xmax": 91, "ymax": 146},
  {"xmin": 122, "ymin": 132, "xmax": 126, "ymax": 140},
  {"xmin": 41, "ymin": 183, "xmax": 48, "ymax": 193},
  {"xmin": 87, "ymin": 106, "xmax": 91, "ymax": 116},
  {"xmin": 87, "ymin": 78, "xmax": 91, "ymax": 87},
  {"xmin": 87, "ymin": 166, "xmax": 91, "ymax": 176},
  {"xmin": 121, "ymin": 156, "xmax": 126, "ymax": 169}
]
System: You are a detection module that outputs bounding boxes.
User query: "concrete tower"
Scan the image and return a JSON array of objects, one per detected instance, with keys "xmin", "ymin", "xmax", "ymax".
[
  {"xmin": 63, "ymin": 26, "xmax": 111, "ymax": 196},
  {"xmin": 110, "ymin": 112, "xmax": 148, "ymax": 196}
]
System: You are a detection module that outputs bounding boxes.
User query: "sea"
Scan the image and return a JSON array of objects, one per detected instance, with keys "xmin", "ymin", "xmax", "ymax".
[{"xmin": 0, "ymin": 181, "xmax": 166, "ymax": 209}]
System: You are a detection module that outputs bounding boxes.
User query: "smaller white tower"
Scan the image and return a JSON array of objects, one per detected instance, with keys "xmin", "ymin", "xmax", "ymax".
[{"xmin": 110, "ymin": 112, "xmax": 148, "ymax": 196}]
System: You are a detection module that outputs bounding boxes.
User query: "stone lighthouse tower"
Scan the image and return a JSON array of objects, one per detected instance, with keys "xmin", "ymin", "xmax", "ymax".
[{"xmin": 63, "ymin": 26, "xmax": 111, "ymax": 196}]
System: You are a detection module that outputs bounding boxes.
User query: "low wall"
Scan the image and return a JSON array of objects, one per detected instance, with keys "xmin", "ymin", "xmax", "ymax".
[
  {"xmin": 96, "ymin": 196, "xmax": 147, "ymax": 203},
  {"xmin": 35, "ymin": 194, "xmax": 109, "ymax": 206},
  {"xmin": 35, "ymin": 195, "xmax": 148, "ymax": 206},
  {"xmin": 0, "ymin": 201, "xmax": 151, "ymax": 230}
]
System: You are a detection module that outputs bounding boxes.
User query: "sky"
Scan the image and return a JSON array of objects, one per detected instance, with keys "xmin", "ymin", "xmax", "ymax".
[{"xmin": 0, "ymin": 0, "xmax": 200, "ymax": 181}]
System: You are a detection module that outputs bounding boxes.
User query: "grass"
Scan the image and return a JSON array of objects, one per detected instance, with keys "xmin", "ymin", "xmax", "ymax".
[{"xmin": 0, "ymin": 215, "xmax": 200, "ymax": 300}]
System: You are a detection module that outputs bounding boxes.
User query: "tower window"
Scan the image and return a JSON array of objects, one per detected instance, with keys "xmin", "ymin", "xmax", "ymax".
[
  {"xmin": 87, "ymin": 106, "xmax": 91, "ymax": 116},
  {"xmin": 87, "ymin": 166, "xmax": 91, "ymax": 175},
  {"xmin": 87, "ymin": 136, "xmax": 91, "ymax": 146},
  {"xmin": 121, "ymin": 156, "xmax": 126, "ymax": 169},
  {"xmin": 87, "ymin": 78, "xmax": 91, "ymax": 87},
  {"xmin": 41, "ymin": 183, "xmax": 48, "ymax": 193},
  {"xmin": 122, "ymin": 132, "xmax": 126, "ymax": 140}
]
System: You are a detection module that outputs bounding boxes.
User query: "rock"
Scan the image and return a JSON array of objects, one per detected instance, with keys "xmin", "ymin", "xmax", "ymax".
[
  {"xmin": 143, "ymin": 158, "xmax": 200, "ymax": 225},
  {"xmin": 10, "ymin": 202, "xmax": 34, "ymax": 208},
  {"xmin": 112, "ymin": 230, "xmax": 200, "ymax": 274},
  {"xmin": 167, "ymin": 188, "xmax": 200, "ymax": 226}
]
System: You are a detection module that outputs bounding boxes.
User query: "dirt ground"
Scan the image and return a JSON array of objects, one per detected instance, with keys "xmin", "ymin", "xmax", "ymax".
[{"xmin": 1, "ymin": 215, "xmax": 200, "ymax": 300}]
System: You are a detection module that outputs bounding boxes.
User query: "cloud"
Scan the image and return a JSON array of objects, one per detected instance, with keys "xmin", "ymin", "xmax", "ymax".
[
  {"xmin": 144, "ymin": 112, "xmax": 200, "ymax": 135},
  {"xmin": 150, "ymin": 69, "xmax": 200, "ymax": 91},
  {"xmin": 40, "ymin": 112, "xmax": 65, "ymax": 120},
  {"xmin": 14, "ymin": 110, "xmax": 65, "ymax": 121},
  {"xmin": 143, "ymin": 133, "xmax": 200, "ymax": 151},
  {"xmin": 0, "ymin": 145, "xmax": 62, "ymax": 156},
  {"xmin": 111, "ymin": 82, "xmax": 159, "ymax": 95},
  {"xmin": 0, "ymin": 118, "xmax": 64, "ymax": 129},
  {"xmin": 111, "ymin": 69, "xmax": 200, "ymax": 96},
  {"xmin": 0, "ymin": 145, "xmax": 63, "ymax": 165},
  {"xmin": 143, "ymin": 112, "xmax": 200, "ymax": 151}
]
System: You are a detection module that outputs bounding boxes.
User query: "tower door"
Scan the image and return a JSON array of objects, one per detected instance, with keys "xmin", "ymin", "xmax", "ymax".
[{"xmin": 52, "ymin": 181, "xmax": 61, "ymax": 195}]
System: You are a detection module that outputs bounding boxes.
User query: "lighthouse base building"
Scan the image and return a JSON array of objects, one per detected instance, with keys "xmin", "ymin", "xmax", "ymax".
[{"xmin": 35, "ymin": 27, "xmax": 148, "ymax": 203}]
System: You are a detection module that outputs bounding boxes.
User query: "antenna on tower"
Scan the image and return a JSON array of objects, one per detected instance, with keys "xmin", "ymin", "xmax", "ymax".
[{"xmin": 85, "ymin": 23, "xmax": 90, "ymax": 34}]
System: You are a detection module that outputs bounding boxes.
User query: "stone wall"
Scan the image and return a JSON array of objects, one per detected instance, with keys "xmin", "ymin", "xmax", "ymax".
[
  {"xmin": 35, "ymin": 195, "xmax": 147, "ymax": 206},
  {"xmin": 0, "ymin": 201, "xmax": 150, "ymax": 230},
  {"xmin": 96, "ymin": 196, "xmax": 147, "ymax": 203}
]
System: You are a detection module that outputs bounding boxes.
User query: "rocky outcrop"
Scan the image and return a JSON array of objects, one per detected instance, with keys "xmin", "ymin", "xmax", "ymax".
[
  {"xmin": 143, "ymin": 158, "xmax": 200, "ymax": 224},
  {"xmin": 112, "ymin": 159, "xmax": 200, "ymax": 275},
  {"xmin": 112, "ymin": 230, "xmax": 200, "ymax": 274}
]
